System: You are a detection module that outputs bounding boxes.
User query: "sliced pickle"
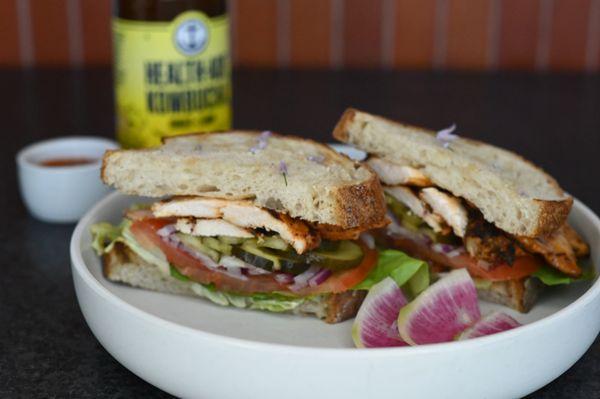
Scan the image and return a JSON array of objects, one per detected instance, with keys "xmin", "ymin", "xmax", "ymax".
[
  {"xmin": 257, "ymin": 235, "xmax": 290, "ymax": 251},
  {"xmin": 235, "ymin": 249, "xmax": 310, "ymax": 275},
  {"xmin": 312, "ymin": 240, "xmax": 364, "ymax": 271},
  {"xmin": 240, "ymin": 241, "xmax": 282, "ymax": 270},
  {"xmin": 219, "ymin": 236, "xmax": 246, "ymax": 245},
  {"xmin": 402, "ymin": 212, "xmax": 424, "ymax": 231},
  {"xmin": 203, "ymin": 237, "xmax": 233, "ymax": 255},
  {"xmin": 385, "ymin": 192, "xmax": 409, "ymax": 217},
  {"xmin": 176, "ymin": 234, "xmax": 220, "ymax": 262}
]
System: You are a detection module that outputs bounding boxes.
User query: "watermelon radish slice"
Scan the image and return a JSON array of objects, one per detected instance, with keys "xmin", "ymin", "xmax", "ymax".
[
  {"xmin": 397, "ymin": 269, "xmax": 480, "ymax": 345},
  {"xmin": 457, "ymin": 311, "xmax": 521, "ymax": 340},
  {"xmin": 352, "ymin": 277, "xmax": 408, "ymax": 348}
]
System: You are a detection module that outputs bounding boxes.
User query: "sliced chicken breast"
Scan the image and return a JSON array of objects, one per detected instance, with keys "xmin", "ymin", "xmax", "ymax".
[
  {"xmin": 420, "ymin": 187, "xmax": 468, "ymax": 237},
  {"xmin": 153, "ymin": 197, "xmax": 227, "ymax": 218},
  {"xmin": 367, "ymin": 157, "xmax": 431, "ymax": 186},
  {"xmin": 384, "ymin": 186, "xmax": 446, "ymax": 233},
  {"xmin": 176, "ymin": 218, "xmax": 254, "ymax": 238},
  {"xmin": 561, "ymin": 224, "xmax": 590, "ymax": 257},
  {"xmin": 152, "ymin": 197, "xmax": 320, "ymax": 254},
  {"xmin": 516, "ymin": 225, "xmax": 583, "ymax": 277}
]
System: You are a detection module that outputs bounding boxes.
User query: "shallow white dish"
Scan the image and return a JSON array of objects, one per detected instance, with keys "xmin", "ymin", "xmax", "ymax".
[{"xmin": 71, "ymin": 158, "xmax": 600, "ymax": 399}]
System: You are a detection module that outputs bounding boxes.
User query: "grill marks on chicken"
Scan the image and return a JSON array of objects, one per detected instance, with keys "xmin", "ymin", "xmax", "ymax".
[
  {"xmin": 152, "ymin": 197, "xmax": 321, "ymax": 254},
  {"xmin": 515, "ymin": 225, "xmax": 586, "ymax": 277},
  {"xmin": 384, "ymin": 184, "xmax": 588, "ymax": 276},
  {"xmin": 464, "ymin": 210, "xmax": 521, "ymax": 265}
]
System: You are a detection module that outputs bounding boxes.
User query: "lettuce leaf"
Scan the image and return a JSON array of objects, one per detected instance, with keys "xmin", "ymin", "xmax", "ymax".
[
  {"xmin": 90, "ymin": 221, "xmax": 126, "ymax": 255},
  {"xmin": 190, "ymin": 283, "xmax": 307, "ymax": 312},
  {"xmin": 352, "ymin": 249, "xmax": 429, "ymax": 297},
  {"xmin": 532, "ymin": 264, "xmax": 595, "ymax": 286},
  {"xmin": 91, "ymin": 220, "xmax": 171, "ymax": 275}
]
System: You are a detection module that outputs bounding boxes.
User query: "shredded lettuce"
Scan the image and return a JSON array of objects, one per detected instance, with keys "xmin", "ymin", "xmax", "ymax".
[
  {"xmin": 190, "ymin": 283, "xmax": 306, "ymax": 312},
  {"xmin": 533, "ymin": 264, "xmax": 595, "ymax": 286},
  {"xmin": 91, "ymin": 221, "xmax": 126, "ymax": 255},
  {"xmin": 170, "ymin": 265, "xmax": 190, "ymax": 282},
  {"xmin": 352, "ymin": 249, "xmax": 429, "ymax": 297},
  {"xmin": 91, "ymin": 220, "xmax": 170, "ymax": 275}
]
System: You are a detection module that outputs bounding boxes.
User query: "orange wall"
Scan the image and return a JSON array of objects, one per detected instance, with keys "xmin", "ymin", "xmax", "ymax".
[{"xmin": 1, "ymin": 0, "xmax": 599, "ymax": 71}]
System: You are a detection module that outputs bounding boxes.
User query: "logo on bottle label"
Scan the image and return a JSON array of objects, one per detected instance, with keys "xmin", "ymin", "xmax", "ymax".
[{"xmin": 174, "ymin": 19, "xmax": 208, "ymax": 55}]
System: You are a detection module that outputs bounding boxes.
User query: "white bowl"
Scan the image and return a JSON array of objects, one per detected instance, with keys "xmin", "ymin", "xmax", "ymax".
[
  {"xmin": 16, "ymin": 136, "xmax": 118, "ymax": 223},
  {"xmin": 70, "ymin": 191, "xmax": 600, "ymax": 399}
]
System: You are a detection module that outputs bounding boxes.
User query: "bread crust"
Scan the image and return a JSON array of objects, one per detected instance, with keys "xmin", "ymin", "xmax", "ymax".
[
  {"xmin": 102, "ymin": 130, "xmax": 387, "ymax": 229},
  {"xmin": 103, "ymin": 243, "xmax": 366, "ymax": 323},
  {"xmin": 531, "ymin": 197, "xmax": 573, "ymax": 237},
  {"xmin": 333, "ymin": 108, "xmax": 572, "ymax": 237},
  {"xmin": 333, "ymin": 170, "xmax": 388, "ymax": 230},
  {"xmin": 477, "ymin": 278, "xmax": 542, "ymax": 313}
]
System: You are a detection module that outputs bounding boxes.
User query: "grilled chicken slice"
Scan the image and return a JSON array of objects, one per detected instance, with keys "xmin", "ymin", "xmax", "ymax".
[
  {"xmin": 464, "ymin": 210, "xmax": 524, "ymax": 265},
  {"xmin": 153, "ymin": 197, "xmax": 320, "ymax": 254},
  {"xmin": 312, "ymin": 218, "xmax": 388, "ymax": 241},
  {"xmin": 153, "ymin": 197, "xmax": 227, "ymax": 218},
  {"xmin": 384, "ymin": 186, "xmax": 448, "ymax": 233},
  {"xmin": 367, "ymin": 157, "xmax": 432, "ymax": 186},
  {"xmin": 419, "ymin": 187, "xmax": 468, "ymax": 237},
  {"xmin": 515, "ymin": 225, "xmax": 582, "ymax": 277},
  {"xmin": 176, "ymin": 218, "xmax": 254, "ymax": 238},
  {"xmin": 562, "ymin": 224, "xmax": 590, "ymax": 257}
]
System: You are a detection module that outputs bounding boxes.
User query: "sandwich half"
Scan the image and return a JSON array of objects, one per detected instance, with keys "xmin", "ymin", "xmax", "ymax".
[
  {"xmin": 92, "ymin": 131, "xmax": 393, "ymax": 323},
  {"xmin": 334, "ymin": 108, "xmax": 590, "ymax": 312}
]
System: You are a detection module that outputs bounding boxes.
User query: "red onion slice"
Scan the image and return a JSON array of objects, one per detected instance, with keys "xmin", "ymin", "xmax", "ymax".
[
  {"xmin": 218, "ymin": 265, "xmax": 249, "ymax": 281},
  {"xmin": 447, "ymin": 247, "xmax": 466, "ymax": 258},
  {"xmin": 157, "ymin": 224, "xmax": 177, "ymax": 238},
  {"xmin": 159, "ymin": 230, "xmax": 220, "ymax": 269},
  {"xmin": 220, "ymin": 256, "xmax": 271, "ymax": 275},
  {"xmin": 308, "ymin": 268, "xmax": 332, "ymax": 287},
  {"xmin": 360, "ymin": 233, "xmax": 375, "ymax": 249},
  {"xmin": 432, "ymin": 243, "xmax": 456, "ymax": 254},
  {"xmin": 289, "ymin": 265, "xmax": 321, "ymax": 291}
]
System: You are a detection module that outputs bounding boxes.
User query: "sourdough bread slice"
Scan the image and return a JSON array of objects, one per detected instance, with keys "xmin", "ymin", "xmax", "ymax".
[
  {"xmin": 334, "ymin": 108, "xmax": 572, "ymax": 237},
  {"xmin": 102, "ymin": 131, "xmax": 386, "ymax": 230},
  {"xmin": 477, "ymin": 278, "xmax": 542, "ymax": 313},
  {"xmin": 103, "ymin": 243, "xmax": 366, "ymax": 323}
]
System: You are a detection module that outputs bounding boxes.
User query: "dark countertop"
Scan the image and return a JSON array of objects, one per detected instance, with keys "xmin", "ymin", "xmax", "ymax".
[{"xmin": 1, "ymin": 68, "xmax": 599, "ymax": 398}]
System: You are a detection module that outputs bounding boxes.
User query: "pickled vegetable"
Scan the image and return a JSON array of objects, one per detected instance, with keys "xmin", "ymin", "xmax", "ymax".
[{"xmin": 312, "ymin": 241, "xmax": 364, "ymax": 271}]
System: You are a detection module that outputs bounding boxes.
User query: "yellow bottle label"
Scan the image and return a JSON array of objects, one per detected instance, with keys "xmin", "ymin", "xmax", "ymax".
[{"xmin": 113, "ymin": 11, "xmax": 231, "ymax": 148}]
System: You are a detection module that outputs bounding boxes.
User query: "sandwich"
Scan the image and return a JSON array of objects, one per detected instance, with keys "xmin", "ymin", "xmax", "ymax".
[
  {"xmin": 92, "ymin": 131, "xmax": 397, "ymax": 323},
  {"xmin": 333, "ymin": 108, "xmax": 590, "ymax": 312}
]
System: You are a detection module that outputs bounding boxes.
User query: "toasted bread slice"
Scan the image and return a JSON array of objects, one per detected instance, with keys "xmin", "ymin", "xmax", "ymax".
[
  {"xmin": 102, "ymin": 131, "xmax": 386, "ymax": 230},
  {"xmin": 333, "ymin": 109, "xmax": 572, "ymax": 237},
  {"xmin": 477, "ymin": 278, "xmax": 542, "ymax": 313},
  {"xmin": 103, "ymin": 243, "xmax": 366, "ymax": 323}
]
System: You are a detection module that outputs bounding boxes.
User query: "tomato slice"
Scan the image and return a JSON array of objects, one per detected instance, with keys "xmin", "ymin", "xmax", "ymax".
[
  {"xmin": 387, "ymin": 234, "xmax": 542, "ymax": 282},
  {"xmin": 129, "ymin": 218, "xmax": 379, "ymax": 295},
  {"xmin": 467, "ymin": 256, "xmax": 542, "ymax": 281}
]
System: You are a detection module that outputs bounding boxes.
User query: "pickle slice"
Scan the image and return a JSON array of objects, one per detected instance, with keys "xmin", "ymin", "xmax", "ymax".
[
  {"xmin": 312, "ymin": 240, "xmax": 364, "ymax": 271},
  {"xmin": 203, "ymin": 237, "xmax": 233, "ymax": 255},
  {"xmin": 176, "ymin": 234, "xmax": 220, "ymax": 262}
]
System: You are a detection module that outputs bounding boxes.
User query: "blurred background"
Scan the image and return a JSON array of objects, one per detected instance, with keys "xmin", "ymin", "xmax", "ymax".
[
  {"xmin": 1, "ymin": 0, "xmax": 599, "ymax": 71},
  {"xmin": 2, "ymin": 2, "xmax": 600, "ymax": 398}
]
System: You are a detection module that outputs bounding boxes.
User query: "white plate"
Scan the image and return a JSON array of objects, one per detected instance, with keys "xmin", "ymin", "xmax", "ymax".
[{"xmin": 71, "ymin": 166, "xmax": 600, "ymax": 399}]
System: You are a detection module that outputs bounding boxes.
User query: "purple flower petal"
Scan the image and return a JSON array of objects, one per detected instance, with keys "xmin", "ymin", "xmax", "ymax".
[
  {"xmin": 279, "ymin": 160, "xmax": 288, "ymax": 174},
  {"xmin": 436, "ymin": 124, "xmax": 458, "ymax": 148},
  {"xmin": 307, "ymin": 154, "xmax": 325, "ymax": 164},
  {"xmin": 249, "ymin": 130, "xmax": 272, "ymax": 153}
]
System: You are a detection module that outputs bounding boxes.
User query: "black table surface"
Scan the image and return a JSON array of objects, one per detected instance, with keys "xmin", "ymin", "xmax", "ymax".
[{"xmin": 1, "ymin": 68, "xmax": 599, "ymax": 398}]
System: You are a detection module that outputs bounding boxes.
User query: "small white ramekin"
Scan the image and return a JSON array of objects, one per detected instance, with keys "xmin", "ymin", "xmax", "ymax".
[{"xmin": 16, "ymin": 136, "xmax": 119, "ymax": 223}]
